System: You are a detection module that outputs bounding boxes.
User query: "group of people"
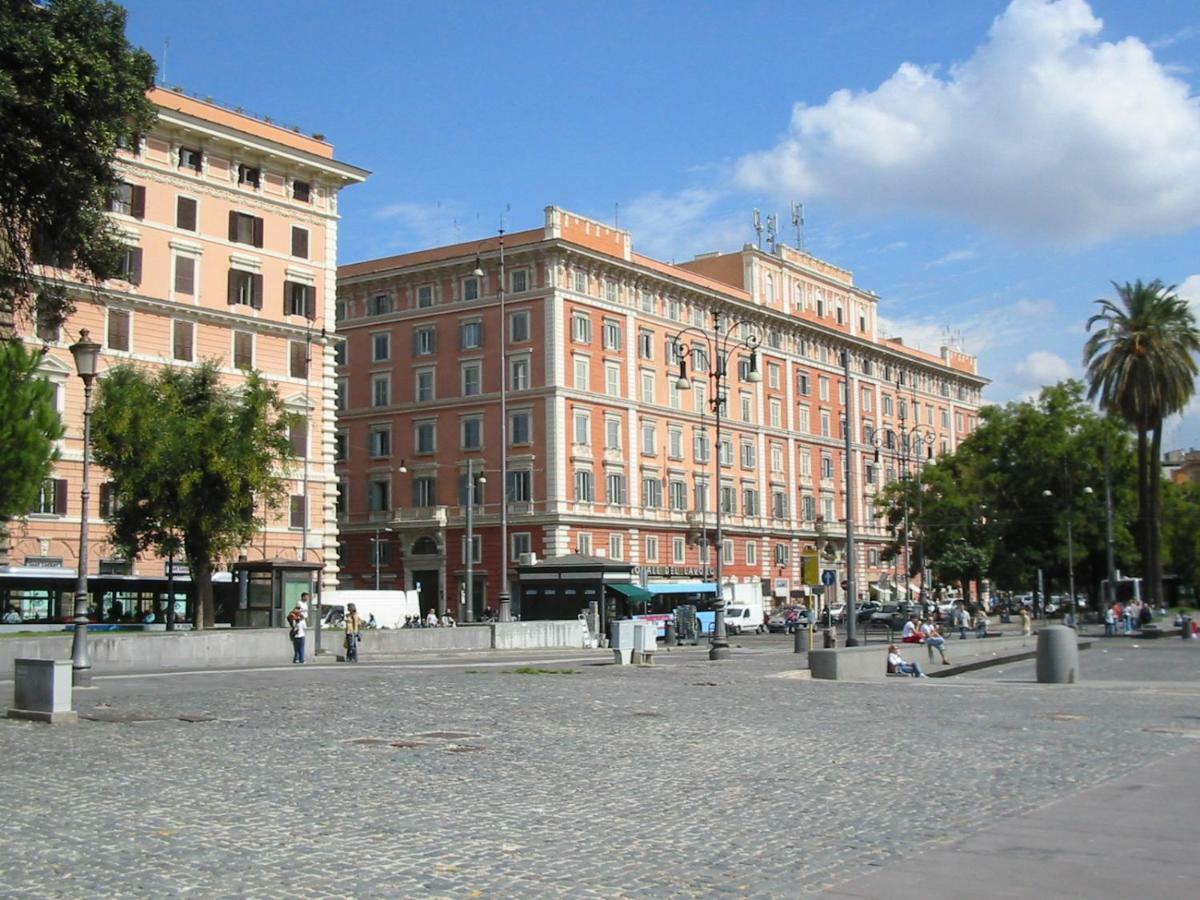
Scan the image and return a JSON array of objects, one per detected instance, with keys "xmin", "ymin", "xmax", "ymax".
[
  {"xmin": 403, "ymin": 610, "xmax": 456, "ymax": 628},
  {"xmin": 287, "ymin": 594, "xmax": 370, "ymax": 663},
  {"xmin": 1103, "ymin": 600, "xmax": 1153, "ymax": 636},
  {"xmin": 899, "ymin": 614, "xmax": 952, "ymax": 665}
]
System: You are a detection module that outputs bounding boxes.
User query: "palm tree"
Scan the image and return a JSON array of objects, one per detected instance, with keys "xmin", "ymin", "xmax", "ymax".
[{"xmin": 1085, "ymin": 280, "xmax": 1200, "ymax": 608}]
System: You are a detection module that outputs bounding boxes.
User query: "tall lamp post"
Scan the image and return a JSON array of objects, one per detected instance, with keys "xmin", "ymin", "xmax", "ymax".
[
  {"xmin": 1043, "ymin": 476, "xmax": 1093, "ymax": 627},
  {"xmin": 462, "ymin": 459, "xmax": 486, "ymax": 623},
  {"xmin": 473, "ymin": 230, "xmax": 511, "ymax": 621},
  {"xmin": 671, "ymin": 311, "xmax": 761, "ymax": 661},
  {"xmin": 868, "ymin": 401, "xmax": 935, "ymax": 609},
  {"xmin": 69, "ymin": 329, "xmax": 101, "ymax": 687}
]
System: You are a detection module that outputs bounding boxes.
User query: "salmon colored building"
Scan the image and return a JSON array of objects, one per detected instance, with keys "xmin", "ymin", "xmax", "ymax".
[
  {"xmin": 4, "ymin": 88, "xmax": 367, "ymax": 620},
  {"xmin": 335, "ymin": 207, "xmax": 985, "ymax": 619}
]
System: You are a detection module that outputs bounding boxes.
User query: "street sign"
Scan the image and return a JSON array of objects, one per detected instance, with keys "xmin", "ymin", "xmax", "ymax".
[{"xmin": 821, "ymin": 569, "xmax": 836, "ymax": 587}]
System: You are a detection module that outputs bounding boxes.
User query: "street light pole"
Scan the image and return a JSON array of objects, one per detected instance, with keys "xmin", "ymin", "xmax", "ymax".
[
  {"xmin": 843, "ymin": 350, "xmax": 859, "ymax": 646},
  {"xmin": 69, "ymin": 329, "xmax": 101, "ymax": 687},
  {"xmin": 671, "ymin": 310, "xmax": 761, "ymax": 661}
]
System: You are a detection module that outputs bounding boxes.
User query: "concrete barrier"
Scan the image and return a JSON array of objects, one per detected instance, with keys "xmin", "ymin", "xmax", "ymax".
[
  {"xmin": 0, "ymin": 621, "xmax": 588, "ymax": 674},
  {"xmin": 1036, "ymin": 625, "xmax": 1079, "ymax": 683},
  {"xmin": 8, "ymin": 658, "xmax": 77, "ymax": 723},
  {"xmin": 809, "ymin": 634, "xmax": 1046, "ymax": 681}
]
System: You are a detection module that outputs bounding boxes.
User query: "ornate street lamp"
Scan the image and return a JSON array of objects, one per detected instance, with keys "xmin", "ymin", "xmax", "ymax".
[
  {"xmin": 670, "ymin": 311, "xmax": 761, "ymax": 661},
  {"xmin": 69, "ymin": 328, "xmax": 101, "ymax": 686}
]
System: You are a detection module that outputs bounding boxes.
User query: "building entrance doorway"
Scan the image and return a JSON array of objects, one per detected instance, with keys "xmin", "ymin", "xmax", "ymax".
[{"xmin": 412, "ymin": 570, "xmax": 440, "ymax": 618}]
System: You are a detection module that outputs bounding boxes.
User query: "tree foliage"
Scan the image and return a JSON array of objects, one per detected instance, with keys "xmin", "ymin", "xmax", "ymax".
[
  {"xmin": 1161, "ymin": 481, "xmax": 1200, "ymax": 602},
  {"xmin": 90, "ymin": 363, "xmax": 298, "ymax": 628},
  {"xmin": 875, "ymin": 382, "xmax": 1138, "ymax": 604},
  {"xmin": 0, "ymin": 342, "xmax": 64, "ymax": 537},
  {"xmin": 1085, "ymin": 279, "xmax": 1200, "ymax": 607},
  {"xmin": 0, "ymin": 0, "xmax": 156, "ymax": 331}
]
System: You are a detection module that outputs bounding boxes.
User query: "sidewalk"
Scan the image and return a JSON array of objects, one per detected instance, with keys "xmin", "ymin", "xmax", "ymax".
[{"xmin": 825, "ymin": 746, "xmax": 1200, "ymax": 899}]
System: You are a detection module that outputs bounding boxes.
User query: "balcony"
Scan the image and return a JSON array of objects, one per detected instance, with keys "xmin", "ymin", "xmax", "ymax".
[{"xmin": 392, "ymin": 506, "xmax": 448, "ymax": 526}]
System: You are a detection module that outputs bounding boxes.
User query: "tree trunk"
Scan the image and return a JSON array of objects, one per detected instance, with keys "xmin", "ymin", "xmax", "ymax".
[
  {"xmin": 1137, "ymin": 426, "xmax": 1149, "ymax": 604},
  {"xmin": 191, "ymin": 557, "xmax": 214, "ymax": 631},
  {"xmin": 1150, "ymin": 423, "xmax": 1164, "ymax": 609}
]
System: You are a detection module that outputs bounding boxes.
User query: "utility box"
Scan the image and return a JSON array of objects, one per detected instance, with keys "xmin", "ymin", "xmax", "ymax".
[
  {"xmin": 631, "ymin": 621, "xmax": 656, "ymax": 665},
  {"xmin": 8, "ymin": 659, "xmax": 78, "ymax": 724},
  {"xmin": 610, "ymin": 620, "xmax": 635, "ymax": 665}
]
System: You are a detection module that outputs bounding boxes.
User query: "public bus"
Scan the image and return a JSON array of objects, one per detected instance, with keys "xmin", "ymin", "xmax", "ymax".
[{"xmin": 624, "ymin": 582, "xmax": 720, "ymax": 637}]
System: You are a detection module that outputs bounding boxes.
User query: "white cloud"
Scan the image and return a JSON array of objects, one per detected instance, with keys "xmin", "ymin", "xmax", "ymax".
[
  {"xmin": 371, "ymin": 200, "xmax": 473, "ymax": 249},
  {"xmin": 735, "ymin": 0, "xmax": 1200, "ymax": 244},
  {"xmin": 1015, "ymin": 350, "xmax": 1073, "ymax": 387},
  {"xmin": 618, "ymin": 187, "xmax": 747, "ymax": 262},
  {"xmin": 1179, "ymin": 274, "xmax": 1200, "ymax": 310},
  {"xmin": 927, "ymin": 248, "xmax": 979, "ymax": 268}
]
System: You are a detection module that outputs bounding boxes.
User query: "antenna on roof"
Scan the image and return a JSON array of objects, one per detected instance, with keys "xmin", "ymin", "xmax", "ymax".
[
  {"xmin": 614, "ymin": 202, "xmax": 619, "ymax": 228},
  {"xmin": 160, "ymin": 38, "xmax": 169, "ymax": 85},
  {"xmin": 766, "ymin": 214, "xmax": 777, "ymax": 252},
  {"xmin": 791, "ymin": 201, "xmax": 805, "ymax": 251},
  {"xmin": 753, "ymin": 209, "xmax": 763, "ymax": 249}
]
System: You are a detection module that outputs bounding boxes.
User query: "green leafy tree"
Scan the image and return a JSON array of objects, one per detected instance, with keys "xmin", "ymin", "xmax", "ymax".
[
  {"xmin": 0, "ymin": 0, "xmax": 155, "ymax": 331},
  {"xmin": 0, "ymin": 342, "xmax": 64, "ymax": 552},
  {"xmin": 1085, "ymin": 280, "xmax": 1200, "ymax": 608},
  {"xmin": 1161, "ymin": 481, "xmax": 1200, "ymax": 604},
  {"xmin": 91, "ymin": 363, "xmax": 298, "ymax": 628}
]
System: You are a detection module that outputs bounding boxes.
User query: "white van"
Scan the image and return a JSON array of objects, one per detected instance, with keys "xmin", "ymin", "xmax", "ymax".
[
  {"xmin": 321, "ymin": 590, "xmax": 421, "ymax": 629},
  {"xmin": 723, "ymin": 583, "xmax": 765, "ymax": 635}
]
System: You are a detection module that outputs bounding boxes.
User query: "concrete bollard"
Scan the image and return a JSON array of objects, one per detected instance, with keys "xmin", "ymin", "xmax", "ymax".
[
  {"xmin": 665, "ymin": 620, "xmax": 676, "ymax": 646},
  {"xmin": 1183, "ymin": 617, "xmax": 1192, "ymax": 641},
  {"xmin": 1036, "ymin": 624, "xmax": 1079, "ymax": 684},
  {"xmin": 794, "ymin": 628, "xmax": 809, "ymax": 653},
  {"xmin": 7, "ymin": 659, "xmax": 78, "ymax": 724},
  {"xmin": 823, "ymin": 628, "xmax": 837, "ymax": 649}
]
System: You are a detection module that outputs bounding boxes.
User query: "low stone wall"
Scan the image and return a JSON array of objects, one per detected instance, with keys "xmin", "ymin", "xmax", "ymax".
[
  {"xmin": 1, "ymin": 620, "xmax": 588, "ymax": 675},
  {"xmin": 809, "ymin": 634, "xmax": 1045, "ymax": 681}
]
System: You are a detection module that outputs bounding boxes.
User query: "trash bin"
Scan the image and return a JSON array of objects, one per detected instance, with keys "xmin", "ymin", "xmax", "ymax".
[
  {"xmin": 665, "ymin": 619, "xmax": 676, "ymax": 646},
  {"xmin": 794, "ymin": 628, "xmax": 810, "ymax": 653},
  {"xmin": 1182, "ymin": 616, "xmax": 1192, "ymax": 640}
]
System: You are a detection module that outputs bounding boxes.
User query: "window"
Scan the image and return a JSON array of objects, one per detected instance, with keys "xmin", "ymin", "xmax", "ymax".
[
  {"xmin": 510, "ymin": 410, "xmax": 532, "ymax": 445},
  {"xmin": 642, "ymin": 477, "xmax": 662, "ymax": 508},
  {"xmin": 371, "ymin": 294, "xmax": 393, "ymax": 316},
  {"xmin": 645, "ymin": 536, "xmax": 659, "ymax": 562},
  {"xmin": 226, "ymin": 270, "xmax": 262, "ymax": 309},
  {"xmin": 288, "ymin": 419, "xmax": 309, "ymax": 459},
  {"xmin": 693, "ymin": 430, "xmax": 710, "ymax": 463},
  {"xmin": 179, "ymin": 147, "xmax": 202, "ymax": 172},
  {"xmin": 740, "ymin": 441, "xmax": 756, "ymax": 469},
  {"xmin": 412, "ymin": 475, "xmax": 436, "ymax": 511},
  {"xmin": 285, "ymin": 282, "xmax": 314, "ymax": 318},
  {"xmin": 36, "ymin": 479, "xmax": 66, "ymax": 515},
  {"xmin": 509, "ymin": 310, "xmax": 530, "ymax": 342},
  {"xmin": 108, "ymin": 181, "xmax": 145, "ymax": 218},
  {"xmin": 510, "ymin": 356, "xmax": 530, "ymax": 391},
  {"xmin": 819, "ymin": 377, "xmax": 830, "ymax": 401},
  {"xmin": 605, "ymin": 280, "xmax": 618, "ymax": 302},
  {"xmin": 512, "ymin": 532, "xmax": 532, "ymax": 561},
  {"xmin": 117, "ymin": 247, "xmax": 143, "ymax": 285},
  {"xmin": 461, "ymin": 416, "xmax": 483, "ymax": 450},
  {"xmin": 883, "ymin": 395, "xmax": 894, "ymax": 416},
  {"xmin": 742, "ymin": 488, "xmax": 759, "ymax": 516},
  {"xmin": 510, "ymin": 269, "xmax": 528, "ymax": 293},
  {"xmin": 99, "ymin": 481, "xmax": 122, "ymax": 518},
  {"xmin": 573, "ymin": 356, "xmax": 589, "ymax": 391},
  {"xmin": 369, "ymin": 425, "xmax": 391, "ymax": 458},
  {"xmin": 668, "ymin": 427, "xmax": 683, "ymax": 459},
  {"xmin": 638, "ymin": 330, "xmax": 653, "ymax": 360},
  {"xmin": 571, "ymin": 312, "xmax": 592, "ymax": 343},
  {"xmin": 606, "ymin": 473, "xmax": 627, "ymax": 505},
  {"xmin": 609, "ymin": 533, "xmax": 624, "ymax": 560},
  {"xmin": 771, "ymin": 443, "xmax": 784, "ymax": 473},
  {"xmin": 641, "ymin": 421, "xmax": 657, "ymax": 455},
  {"xmin": 172, "ymin": 320, "xmax": 194, "ymax": 362},
  {"xmin": 746, "ymin": 542, "xmax": 757, "ymax": 566},
  {"xmin": 821, "ymin": 454, "xmax": 834, "ymax": 479},
  {"xmin": 334, "ymin": 431, "xmax": 347, "ymax": 462},
  {"xmin": 574, "ymin": 470, "xmax": 595, "ymax": 502},
  {"xmin": 372, "ymin": 373, "xmax": 390, "ymax": 407},
  {"xmin": 576, "ymin": 533, "xmax": 592, "ymax": 555},
  {"xmin": 416, "ymin": 369, "xmax": 435, "ymax": 402},
  {"xmin": 462, "ymin": 276, "xmax": 480, "ymax": 301},
  {"xmin": 602, "ymin": 319, "xmax": 622, "ymax": 350},
  {"xmin": 107, "ymin": 309, "xmax": 130, "ymax": 352},
  {"xmin": 640, "ymin": 290, "xmax": 655, "ymax": 313},
  {"xmin": 573, "ymin": 270, "xmax": 587, "ymax": 293},
  {"xmin": 237, "ymin": 164, "xmax": 261, "ymax": 188},
  {"xmin": 768, "ymin": 363, "xmax": 780, "ymax": 389},
  {"xmin": 720, "ymin": 485, "xmax": 736, "ymax": 514},
  {"xmin": 775, "ymin": 544, "xmax": 789, "ymax": 566},
  {"xmin": 605, "ymin": 417, "xmax": 622, "ymax": 450},
  {"xmin": 176, "ymin": 196, "xmax": 197, "ymax": 231},
  {"xmin": 507, "ymin": 470, "xmax": 532, "ymax": 503},
  {"xmin": 413, "ymin": 325, "xmax": 437, "ymax": 355},
  {"xmin": 772, "ymin": 490, "xmax": 788, "ymax": 519},
  {"xmin": 605, "ymin": 363, "xmax": 621, "ymax": 397},
  {"xmin": 290, "ymin": 340, "xmax": 308, "ymax": 379},
  {"xmin": 669, "ymin": 480, "xmax": 687, "ymax": 510},
  {"xmin": 460, "ymin": 320, "xmax": 483, "ymax": 349},
  {"xmin": 801, "ymin": 452, "xmax": 812, "ymax": 477},
  {"xmin": 414, "ymin": 284, "xmax": 435, "ymax": 308},
  {"xmin": 292, "ymin": 180, "xmax": 311, "ymax": 203},
  {"xmin": 798, "ymin": 373, "xmax": 810, "ymax": 396},
  {"xmin": 367, "ymin": 479, "xmax": 389, "ymax": 513},
  {"xmin": 821, "ymin": 410, "xmax": 831, "ymax": 437},
  {"xmin": 573, "ymin": 411, "xmax": 591, "ymax": 445},
  {"xmin": 174, "ymin": 255, "xmax": 195, "ymax": 295},
  {"xmin": 694, "ymin": 479, "xmax": 709, "ymax": 512},
  {"xmin": 335, "ymin": 378, "xmax": 347, "ymax": 411},
  {"xmin": 235, "ymin": 331, "xmax": 254, "ymax": 369},
  {"xmin": 802, "ymin": 494, "xmax": 816, "ymax": 521},
  {"xmin": 769, "ymin": 398, "xmax": 782, "ymax": 428},
  {"xmin": 862, "ymin": 388, "xmax": 873, "ymax": 412},
  {"xmin": 462, "ymin": 362, "xmax": 481, "ymax": 397},
  {"xmin": 415, "ymin": 421, "xmax": 436, "ymax": 454},
  {"xmin": 228, "ymin": 211, "xmax": 264, "ymax": 247},
  {"xmin": 719, "ymin": 438, "xmax": 733, "ymax": 466},
  {"xmin": 291, "ymin": 227, "xmax": 309, "ymax": 259},
  {"xmin": 640, "ymin": 370, "xmax": 654, "ymax": 404},
  {"xmin": 673, "ymin": 536, "xmax": 686, "ymax": 563}
]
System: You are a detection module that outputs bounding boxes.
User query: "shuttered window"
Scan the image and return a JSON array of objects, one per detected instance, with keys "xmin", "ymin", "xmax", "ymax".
[
  {"xmin": 290, "ymin": 340, "xmax": 308, "ymax": 378},
  {"xmin": 227, "ymin": 269, "xmax": 263, "ymax": 308},
  {"xmin": 172, "ymin": 321, "xmax": 194, "ymax": 362},
  {"xmin": 174, "ymin": 256, "xmax": 195, "ymax": 295},
  {"xmin": 233, "ymin": 332, "xmax": 253, "ymax": 369},
  {"xmin": 107, "ymin": 309, "xmax": 130, "ymax": 351},
  {"xmin": 176, "ymin": 196, "xmax": 197, "ymax": 231},
  {"xmin": 284, "ymin": 281, "xmax": 314, "ymax": 318},
  {"xmin": 291, "ymin": 226, "xmax": 309, "ymax": 259},
  {"xmin": 228, "ymin": 212, "xmax": 264, "ymax": 247}
]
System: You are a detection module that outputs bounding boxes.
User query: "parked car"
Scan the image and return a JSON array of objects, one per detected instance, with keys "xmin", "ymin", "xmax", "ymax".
[
  {"xmin": 827, "ymin": 603, "xmax": 847, "ymax": 624},
  {"xmin": 726, "ymin": 605, "xmax": 765, "ymax": 635},
  {"xmin": 767, "ymin": 607, "xmax": 818, "ymax": 633},
  {"xmin": 856, "ymin": 601, "xmax": 882, "ymax": 624}
]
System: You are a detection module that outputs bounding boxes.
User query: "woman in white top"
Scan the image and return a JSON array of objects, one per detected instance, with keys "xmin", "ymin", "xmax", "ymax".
[
  {"xmin": 886, "ymin": 645, "xmax": 927, "ymax": 677},
  {"xmin": 289, "ymin": 604, "xmax": 307, "ymax": 664}
]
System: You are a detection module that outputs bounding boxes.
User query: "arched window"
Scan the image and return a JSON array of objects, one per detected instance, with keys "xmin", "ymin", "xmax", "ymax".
[{"xmin": 411, "ymin": 536, "xmax": 439, "ymax": 556}]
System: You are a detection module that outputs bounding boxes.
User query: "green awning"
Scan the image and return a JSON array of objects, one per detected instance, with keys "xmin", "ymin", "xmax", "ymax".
[{"xmin": 609, "ymin": 583, "xmax": 653, "ymax": 604}]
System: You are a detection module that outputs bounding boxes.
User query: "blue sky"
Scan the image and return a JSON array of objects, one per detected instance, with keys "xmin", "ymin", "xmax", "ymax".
[{"xmin": 119, "ymin": 0, "xmax": 1200, "ymax": 445}]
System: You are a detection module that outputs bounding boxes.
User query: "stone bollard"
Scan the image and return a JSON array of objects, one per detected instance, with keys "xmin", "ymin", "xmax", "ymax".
[
  {"xmin": 823, "ymin": 628, "xmax": 837, "ymax": 649},
  {"xmin": 794, "ymin": 627, "xmax": 809, "ymax": 653},
  {"xmin": 1183, "ymin": 617, "xmax": 1193, "ymax": 641},
  {"xmin": 8, "ymin": 659, "xmax": 78, "ymax": 724},
  {"xmin": 665, "ymin": 620, "xmax": 676, "ymax": 646},
  {"xmin": 1036, "ymin": 624, "xmax": 1079, "ymax": 684}
]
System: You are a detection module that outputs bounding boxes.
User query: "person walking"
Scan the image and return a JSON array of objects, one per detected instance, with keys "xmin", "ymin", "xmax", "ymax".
[
  {"xmin": 1019, "ymin": 606, "xmax": 1032, "ymax": 636},
  {"xmin": 1104, "ymin": 605, "xmax": 1116, "ymax": 637},
  {"xmin": 344, "ymin": 602, "xmax": 362, "ymax": 663},
  {"xmin": 975, "ymin": 606, "xmax": 990, "ymax": 639},
  {"xmin": 289, "ymin": 601, "xmax": 307, "ymax": 663},
  {"xmin": 955, "ymin": 602, "xmax": 970, "ymax": 640}
]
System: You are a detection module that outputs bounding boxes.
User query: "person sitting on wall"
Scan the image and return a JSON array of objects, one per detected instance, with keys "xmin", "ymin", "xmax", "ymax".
[
  {"xmin": 1, "ymin": 606, "xmax": 21, "ymax": 624},
  {"xmin": 886, "ymin": 644, "xmax": 927, "ymax": 678},
  {"xmin": 900, "ymin": 614, "xmax": 924, "ymax": 644},
  {"xmin": 367, "ymin": 613, "xmax": 378, "ymax": 629}
]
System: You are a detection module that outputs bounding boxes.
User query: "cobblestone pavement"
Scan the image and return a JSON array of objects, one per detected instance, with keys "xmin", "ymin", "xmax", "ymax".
[{"xmin": 2, "ymin": 639, "xmax": 1198, "ymax": 898}]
